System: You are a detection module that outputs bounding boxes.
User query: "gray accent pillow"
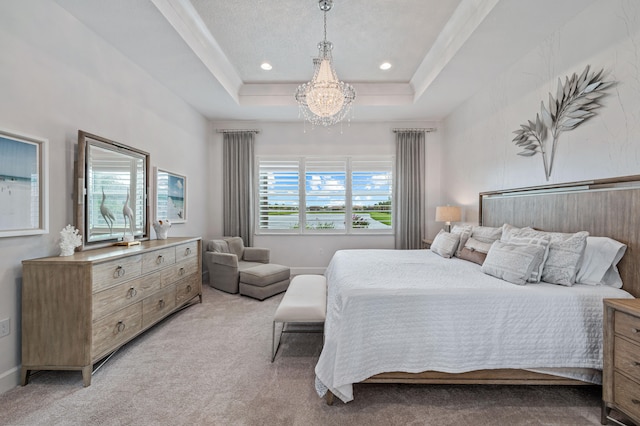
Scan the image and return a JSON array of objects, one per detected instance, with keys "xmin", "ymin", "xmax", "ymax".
[
  {"xmin": 517, "ymin": 228, "xmax": 589, "ymax": 286},
  {"xmin": 451, "ymin": 224, "xmax": 472, "ymax": 257},
  {"xmin": 481, "ymin": 241, "xmax": 546, "ymax": 285},
  {"xmin": 508, "ymin": 235, "xmax": 551, "ymax": 283},
  {"xmin": 430, "ymin": 230, "xmax": 460, "ymax": 259},
  {"xmin": 500, "ymin": 223, "xmax": 522, "ymax": 242}
]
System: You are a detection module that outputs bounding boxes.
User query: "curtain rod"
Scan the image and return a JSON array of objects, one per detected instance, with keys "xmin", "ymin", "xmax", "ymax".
[
  {"xmin": 392, "ymin": 128, "xmax": 436, "ymax": 133},
  {"xmin": 216, "ymin": 129, "xmax": 261, "ymax": 134}
]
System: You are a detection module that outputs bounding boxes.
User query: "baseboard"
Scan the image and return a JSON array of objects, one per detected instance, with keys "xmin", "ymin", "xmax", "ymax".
[
  {"xmin": 291, "ymin": 267, "xmax": 326, "ymax": 276},
  {"xmin": 0, "ymin": 365, "xmax": 20, "ymax": 395}
]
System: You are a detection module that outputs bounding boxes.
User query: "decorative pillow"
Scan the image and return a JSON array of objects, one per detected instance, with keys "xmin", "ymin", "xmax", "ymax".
[
  {"xmin": 430, "ymin": 230, "xmax": 460, "ymax": 259},
  {"xmin": 481, "ymin": 241, "xmax": 546, "ymax": 285},
  {"xmin": 508, "ymin": 235, "xmax": 551, "ymax": 283},
  {"xmin": 576, "ymin": 237, "xmax": 627, "ymax": 288},
  {"xmin": 517, "ymin": 228, "xmax": 588, "ymax": 286},
  {"xmin": 500, "ymin": 223, "xmax": 522, "ymax": 242},
  {"xmin": 456, "ymin": 237, "xmax": 491, "ymax": 265},
  {"xmin": 471, "ymin": 225, "xmax": 502, "ymax": 245},
  {"xmin": 451, "ymin": 224, "xmax": 472, "ymax": 257}
]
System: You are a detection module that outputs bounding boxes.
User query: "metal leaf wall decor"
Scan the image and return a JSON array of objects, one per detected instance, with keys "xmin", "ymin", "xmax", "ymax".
[{"xmin": 512, "ymin": 65, "xmax": 614, "ymax": 180}]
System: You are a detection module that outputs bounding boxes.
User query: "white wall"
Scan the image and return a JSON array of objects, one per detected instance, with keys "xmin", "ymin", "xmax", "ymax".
[
  {"xmin": 0, "ymin": 1, "xmax": 209, "ymax": 393},
  {"xmin": 443, "ymin": 0, "xmax": 640, "ymax": 221},
  {"xmin": 208, "ymin": 121, "xmax": 443, "ymax": 272}
]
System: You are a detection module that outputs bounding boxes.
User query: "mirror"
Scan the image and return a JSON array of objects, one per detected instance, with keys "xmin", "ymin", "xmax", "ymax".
[{"xmin": 75, "ymin": 131, "xmax": 150, "ymax": 250}]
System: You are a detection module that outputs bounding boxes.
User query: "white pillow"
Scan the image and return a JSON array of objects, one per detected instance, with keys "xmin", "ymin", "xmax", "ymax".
[
  {"xmin": 430, "ymin": 230, "xmax": 460, "ymax": 259},
  {"xmin": 471, "ymin": 225, "xmax": 502, "ymax": 244},
  {"xmin": 481, "ymin": 241, "xmax": 547, "ymax": 285},
  {"xmin": 576, "ymin": 237, "xmax": 627, "ymax": 288}
]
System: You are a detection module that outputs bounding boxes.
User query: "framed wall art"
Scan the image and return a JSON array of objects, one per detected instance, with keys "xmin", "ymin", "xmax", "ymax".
[
  {"xmin": 155, "ymin": 168, "xmax": 187, "ymax": 223},
  {"xmin": 0, "ymin": 128, "xmax": 48, "ymax": 237}
]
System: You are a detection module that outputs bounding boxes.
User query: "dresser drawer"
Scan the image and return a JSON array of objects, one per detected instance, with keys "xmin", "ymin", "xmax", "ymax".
[
  {"xmin": 615, "ymin": 311, "xmax": 640, "ymax": 345},
  {"xmin": 614, "ymin": 337, "xmax": 640, "ymax": 383},
  {"xmin": 160, "ymin": 257, "xmax": 199, "ymax": 287},
  {"xmin": 92, "ymin": 302, "xmax": 142, "ymax": 358},
  {"xmin": 176, "ymin": 274, "xmax": 201, "ymax": 306},
  {"xmin": 175, "ymin": 241, "xmax": 198, "ymax": 263},
  {"xmin": 142, "ymin": 285, "xmax": 176, "ymax": 328},
  {"xmin": 141, "ymin": 247, "xmax": 176, "ymax": 274},
  {"xmin": 93, "ymin": 272, "xmax": 162, "ymax": 321},
  {"xmin": 93, "ymin": 255, "xmax": 142, "ymax": 293},
  {"xmin": 614, "ymin": 371, "xmax": 640, "ymax": 420}
]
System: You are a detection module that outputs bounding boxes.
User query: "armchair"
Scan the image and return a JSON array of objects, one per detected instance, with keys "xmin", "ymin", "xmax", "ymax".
[{"xmin": 204, "ymin": 237, "xmax": 270, "ymax": 294}]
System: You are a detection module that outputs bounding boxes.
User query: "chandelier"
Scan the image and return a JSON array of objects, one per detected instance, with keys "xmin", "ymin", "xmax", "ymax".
[{"xmin": 295, "ymin": 0, "xmax": 356, "ymax": 127}]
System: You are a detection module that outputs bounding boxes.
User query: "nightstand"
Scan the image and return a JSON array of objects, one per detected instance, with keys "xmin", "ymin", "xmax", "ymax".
[
  {"xmin": 602, "ymin": 298, "xmax": 640, "ymax": 425},
  {"xmin": 422, "ymin": 239, "xmax": 433, "ymax": 249}
]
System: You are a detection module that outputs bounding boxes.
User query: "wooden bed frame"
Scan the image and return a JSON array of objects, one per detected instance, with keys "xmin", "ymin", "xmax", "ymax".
[{"xmin": 326, "ymin": 175, "xmax": 640, "ymax": 405}]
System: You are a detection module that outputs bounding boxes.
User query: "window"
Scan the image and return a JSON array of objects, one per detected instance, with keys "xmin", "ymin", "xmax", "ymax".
[{"xmin": 257, "ymin": 157, "xmax": 393, "ymax": 234}]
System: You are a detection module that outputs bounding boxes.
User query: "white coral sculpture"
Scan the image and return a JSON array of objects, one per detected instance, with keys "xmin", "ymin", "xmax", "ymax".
[{"xmin": 59, "ymin": 224, "xmax": 82, "ymax": 256}]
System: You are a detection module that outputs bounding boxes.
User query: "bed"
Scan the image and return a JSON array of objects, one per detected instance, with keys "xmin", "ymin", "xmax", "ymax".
[{"xmin": 315, "ymin": 175, "xmax": 640, "ymax": 404}]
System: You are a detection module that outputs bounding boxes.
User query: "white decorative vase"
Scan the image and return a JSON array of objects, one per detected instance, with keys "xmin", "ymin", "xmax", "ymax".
[{"xmin": 153, "ymin": 220, "xmax": 171, "ymax": 240}]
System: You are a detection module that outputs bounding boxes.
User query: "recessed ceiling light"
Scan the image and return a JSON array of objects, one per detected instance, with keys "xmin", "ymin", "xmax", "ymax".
[
  {"xmin": 380, "ymin": 62, "xmax": 392, "ymax": 70},
  {"xmin": 261, "ymin": 62, "xmax": 273, "ymax": 71}
]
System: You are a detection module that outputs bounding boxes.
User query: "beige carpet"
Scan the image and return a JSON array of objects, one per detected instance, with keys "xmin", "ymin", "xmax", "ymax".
[{"xmin": 0, "ymin": 285, "xmax": 617, "ymax": 425}]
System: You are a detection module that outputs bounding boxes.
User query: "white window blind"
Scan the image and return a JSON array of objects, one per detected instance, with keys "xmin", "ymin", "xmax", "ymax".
[
  {"xmin": 351, "ymin": 160, "xmax": 393, "ymax": 230},
  {"xmin": 305, "ymin": 159, "xmax": 347, "ymax": 231},
  {"xmin": 257, "ymin": 159, "xmax": 300, "ymax": 230}
]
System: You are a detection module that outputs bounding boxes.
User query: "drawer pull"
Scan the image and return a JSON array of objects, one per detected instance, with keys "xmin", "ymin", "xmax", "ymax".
[
  {"xmin": 184, "ymin": 247, "xmax": 192, "ymax": 256},
  {"xmin": 632, "ymin": 398, "xmax": 640, "ymax": 405},
  {"xmin": 115, "ymin": 321, "xmax": 126, "ymax": 333},
  {"xmin": 633, "ymin": 328, "xmax": 639, "ymax": 334},
  {"xmin": 156, "ymin": 255, "xmax": 164, "ymax": 265},
  {"xmin": 186, "ymin": 285, "xmax": 192, "ymax": 293},
  {"xmin": 158, "ymin": 299, "xmax": 165, "ymax": 309},
  {"xmin": 127, "ymin": 287, "xmax": 137, "ymax": 298},
  {"xmin": 114, "ymin": 266, "xmax": 125, "ymax": 278},
  {"xmin": 179, "ymin": 267, "xmax": 185, "ymax": 276}
]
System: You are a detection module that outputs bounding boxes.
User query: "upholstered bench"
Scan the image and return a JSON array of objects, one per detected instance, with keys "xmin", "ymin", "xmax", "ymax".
[
  {"xmin": 272, "ymin": 274, "xmax": 327, "ymax": 362},
  {"xmin": 239, "ymin": 263, "xmax": 290, "ymax": 301}
]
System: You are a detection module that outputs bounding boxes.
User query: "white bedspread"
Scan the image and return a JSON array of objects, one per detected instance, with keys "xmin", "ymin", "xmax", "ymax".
[{"xmin": 314, "ymin": 249, "xmax": 634, "ymax": 403}]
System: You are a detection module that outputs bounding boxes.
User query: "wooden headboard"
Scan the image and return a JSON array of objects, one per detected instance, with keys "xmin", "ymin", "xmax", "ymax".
[{"xmin": 480, "ymin": 175, "xmax": 640, "ymax": 298}]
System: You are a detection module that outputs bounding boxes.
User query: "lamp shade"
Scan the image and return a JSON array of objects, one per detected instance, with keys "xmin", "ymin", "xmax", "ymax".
[{"xmin": 435, "ymin": 206, "xmax": 461, "ymax": 223}]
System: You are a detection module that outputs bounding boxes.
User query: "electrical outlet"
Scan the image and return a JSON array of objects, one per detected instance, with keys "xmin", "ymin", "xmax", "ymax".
[{"xmin": 0, "ymin": 318, "xmax": 10, "ymax": 338}]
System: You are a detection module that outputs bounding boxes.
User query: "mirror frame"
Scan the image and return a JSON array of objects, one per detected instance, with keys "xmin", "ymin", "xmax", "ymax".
[{"xmin": 75, "ymin": 130, "xmax": 150, "ymax": 251}]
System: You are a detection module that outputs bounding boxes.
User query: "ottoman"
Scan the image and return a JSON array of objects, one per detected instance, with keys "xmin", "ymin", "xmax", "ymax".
[{"xmin": 239, "ymin": 263, "xmax": 290, "ymax": 300}]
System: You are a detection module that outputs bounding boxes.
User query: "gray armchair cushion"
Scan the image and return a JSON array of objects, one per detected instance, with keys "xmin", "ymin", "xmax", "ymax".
[
  {"xmin": 225, "ymin": 237, "xmax": 245, "ymax": 259},
  {"xmin": 243, "ymin": 247, "xmax": 270, "ymax": 263},
  {"xmin": 207, "ymin": 240, "xmax": 229, "ymax": 253}
]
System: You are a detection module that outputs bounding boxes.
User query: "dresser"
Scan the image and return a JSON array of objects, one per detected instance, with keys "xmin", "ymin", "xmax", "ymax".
[
  {"xmin": 21, "ymin": 237, "xmax": 202, "ymax": 387},
  {"xmin": 602, "ymin": 298, "xmax": 640, "ymax": 425}
]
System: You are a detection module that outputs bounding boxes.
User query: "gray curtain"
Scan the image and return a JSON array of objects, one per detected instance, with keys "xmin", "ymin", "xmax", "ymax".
[
  {"xmin": 223, "ymin": 132, "xmax": 255, "ymax": 246},
  {"xmin": 394, "ymin": 131, "xmax": 425, "ymax": 249}
]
